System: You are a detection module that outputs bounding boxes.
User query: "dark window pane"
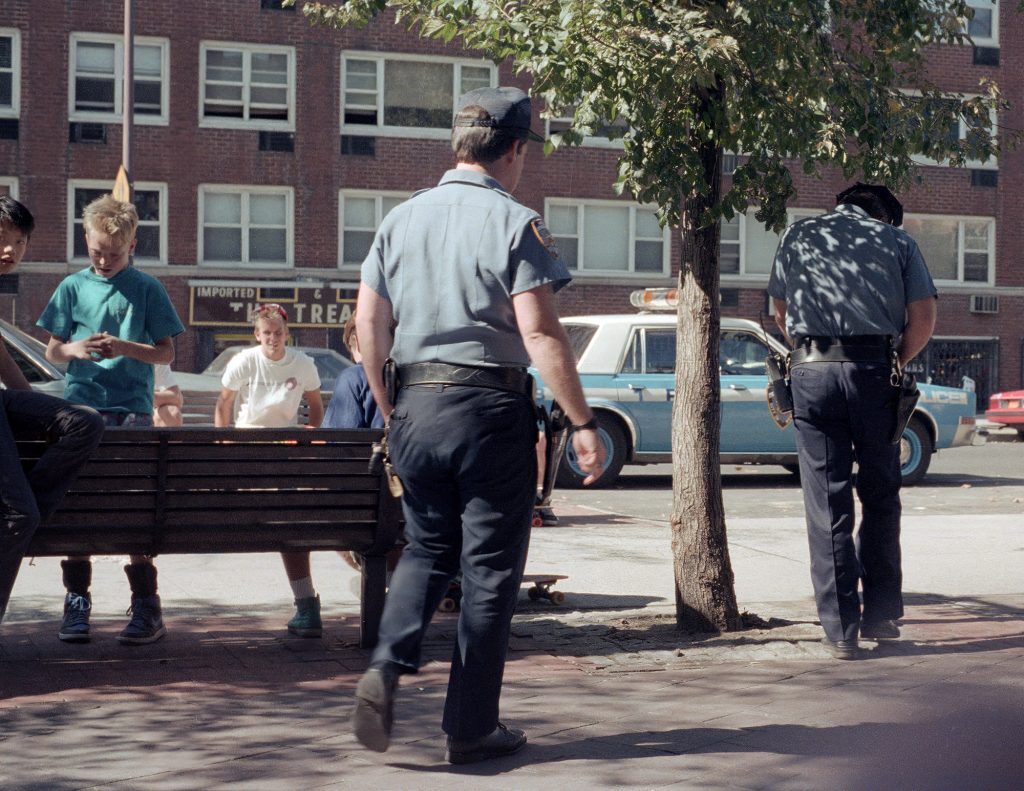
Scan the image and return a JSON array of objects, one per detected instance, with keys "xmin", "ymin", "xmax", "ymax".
[
  {"xmin": 204, "ymin": 103, "xmax": 244, "ymax": 118},
  {"xmin": 133, "ymin": 191, "xmax": 160, "ymax": 222},
  {"xmin": 133, "ymin": 81, "xmax": 162, "ymax": 114},
  {"xmin": 564, "ymin": 324, "xmax": 597, "ymax": 362},
  {"xmin": 634, "ymin": 240, "xmax": 663, "ymax": 272},
  {"xmin": 720, "ymin": 331, "xmax": 768, "ymax": 375},
  {"xmin": 645, "ymin": 330, "xmax": 676, "ymax": 374},
  {"xmin": 343, "ymin": 230, "xmax": 373, "ymax": 266},
  {"xmin": 249, "ymin": 228, "xmax": 287, "ymax": 261},
  {"xmin": 74, "ymin": 188, "xmax": 106, "ymax": 217},
  {"xmin": 249, "ymin": 106, "xmax": 288, "ymax": 121},
  {"xmin": 344, "ymin": 109, "xmax": 376, "ymax": 125},
  {"xmin": 76, "ymin": 78, "xmax": 115, "ymax": 111},
  {"xmin": 0, "ymin": 74, "xmax": 10, "ymax": 107},
  {"xmin": 620, "ymin": 331, "xmax": 642, "ymax": 374},
  {"xmin": 963, "ymin": 252, "xmax": 989, "ymax": 282},
  {"xmin": 134, "ymin": 226, "xmax": 159, "ymax": 258},
  {"xmin": 554, "ymin": 237, "xmax": 578, "ymax": 269},
  {"xmin": 204, "ymin": 227, "xmax": 242, "ymax": 261},
  {"xmin": 0, "ymin": 38, "xmax": 11, "ymax": 69}
]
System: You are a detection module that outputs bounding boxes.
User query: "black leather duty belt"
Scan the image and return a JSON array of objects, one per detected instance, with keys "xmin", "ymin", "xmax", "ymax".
[
  {"xmin": 397, "ymin": 362, "xmax": 531, "ymax": 394},
  {"xmin": 790, "ymin": 335, "xmax": 893, "ymax": 366}
]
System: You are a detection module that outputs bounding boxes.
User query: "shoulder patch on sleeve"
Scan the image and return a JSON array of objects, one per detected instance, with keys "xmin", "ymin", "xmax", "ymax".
[{"xmin": 530, "ymin": 219, "xmax": 561, "ymax": 260}]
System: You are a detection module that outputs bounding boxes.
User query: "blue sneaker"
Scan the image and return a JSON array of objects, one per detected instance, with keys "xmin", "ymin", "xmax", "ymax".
[
  {"xmin": 287, "ymin": 595, "xmax": 323, "ymax": 637},
  {"xmin": 59, "ymin": 592, "xmax": 92, "ymax": 643},
  {"xmin": 118, "ymin": 595, "xmax": 166, "ymax": 645}
]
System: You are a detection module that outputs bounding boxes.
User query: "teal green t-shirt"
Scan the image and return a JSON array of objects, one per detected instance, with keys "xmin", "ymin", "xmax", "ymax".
[{"xmin": 37, "ymin": 265, "xmax": 185, "ymax": 414}]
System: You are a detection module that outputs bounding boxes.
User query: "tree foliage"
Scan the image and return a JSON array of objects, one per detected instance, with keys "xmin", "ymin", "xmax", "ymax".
[{"xmin": 291, "ymin": 0, "xmax": 1010, "ymax": 232}]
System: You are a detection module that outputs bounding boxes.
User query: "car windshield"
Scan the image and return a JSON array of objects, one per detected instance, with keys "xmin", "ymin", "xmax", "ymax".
[
  {"xmin": 201, "ymin": 347, "xmax": 245, "ymax": 377},
  {"xmin": 563, "ymin": 324, "xmax": 598, "ymax": 362}
]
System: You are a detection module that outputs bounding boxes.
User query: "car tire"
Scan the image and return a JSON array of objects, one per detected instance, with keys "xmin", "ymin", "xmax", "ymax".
[
  {"xmin": 555, "ymin": 412, "xmax": 627, "ymax": 489},
  {"xmin": 899, "ymin": 416, "xmax": 932, "ymax": 486}
]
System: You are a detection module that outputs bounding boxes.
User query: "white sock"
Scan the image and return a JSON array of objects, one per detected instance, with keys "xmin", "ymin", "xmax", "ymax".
[{"xmin": 289, "ymin": 577, "xmax": 316, "ymax": 600}]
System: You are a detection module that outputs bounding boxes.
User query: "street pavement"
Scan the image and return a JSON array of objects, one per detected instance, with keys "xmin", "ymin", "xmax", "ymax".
[{"xmin": 1, "ymin": 445, "xmax": 1022, "ymax": 789}]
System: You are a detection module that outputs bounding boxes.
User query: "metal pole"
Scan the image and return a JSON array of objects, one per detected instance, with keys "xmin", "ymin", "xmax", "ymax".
[{"xmin": 122, "ymin": 0, "xmax": 133, "ymax": 202}]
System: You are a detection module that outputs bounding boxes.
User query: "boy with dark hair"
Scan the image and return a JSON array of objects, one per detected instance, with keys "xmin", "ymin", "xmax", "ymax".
[
  {"xmin": 0, "ymin": 195, "xmax": 104, "ymax": 624},
  {"xmin": 38, "ymin": 193, "xmax": 184, "ymax": 645}
]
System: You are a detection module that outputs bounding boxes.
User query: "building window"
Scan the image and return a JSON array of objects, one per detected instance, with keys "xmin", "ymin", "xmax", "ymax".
[
  {"xmin": 341, "ymin": 53, "xmax": 495, "ymax": 138},
  {"xmin": 545, "ymin": 200, "xmax": 670, "ymax": 276},
  {"xmin": 201, "ymin": 43, "xmax": 295, "ymax": 130},
  {"xmin": 0, "ymin": 28, "xmax": 20, "ymax": 118},
  {"xmin": 69, "ymin": 33, "xmax": 169, "ymax": 125},
  {"xmin": 902, "ymin": 214, "xmax": 994, "ymax": 285},
  {"xmin": 544, "ymin": 103, "xmax": 627, "ymax": 148},
  {"xmin": 68, "ymin": 181, "xmax": 167, "ymax": 264},
  {"xmin": 910, "ymin": 93, "xmax": 998, "ymax": 170},
  {"xmin": 965, "ymin": 0, "xmax": 998, "ymax": 47},
  {"xmin": 0, "ymin": 177, "xmax": 16, "ymax": 198},
  {"xmin": 719, "ymin": 208, "xmax": 823, "ymax": 277},
  {"xmin": 338, "ymin": 191, "xmax": 408, "ymax": 268},
  {"xmin": 199, "ymin": 186, "xmax": 292, "ymax": 267}
]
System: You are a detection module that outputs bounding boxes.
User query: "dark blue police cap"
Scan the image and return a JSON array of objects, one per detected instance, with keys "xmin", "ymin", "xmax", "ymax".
[{"xmin": 453, "ymin": 86, "xmax": 544, "ymax": 143}]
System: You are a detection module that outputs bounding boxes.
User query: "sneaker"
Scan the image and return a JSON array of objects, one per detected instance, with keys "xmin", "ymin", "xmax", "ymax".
[
  {"xmin": 352, "ymin": 666, "xmax": 400, "ymax": 753},
  {"xmin": 445, "ymin": 722, "xmax": 528, "ymax": 765},
  {"xmin": 59, "ymin": 592, "xmax": 92, "ymax": 643},
  {"xmin": 287, "ymin": 595, "xmax": 323, "ymax": 638},
  {"xmin": 118, "ymin": 595, "xmax": 166, "ymax": 645},
  {"xmin": 820, "ymin": 636, "xmax": 860, "ymax": 660},
  {"xmin": 536, "ymin": 505, "xmax": 559, "ymax": 526},
  {"xmin": 861, "ymin": 619, "xmax": 901, "ymax": 640}
]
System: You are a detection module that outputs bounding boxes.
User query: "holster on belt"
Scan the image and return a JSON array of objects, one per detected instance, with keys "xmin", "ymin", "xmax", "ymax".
[
  {"xmin": 764, "ymin": 351, "xmax": 793, "ymax": 427},
  {"xmin": 891, "ymin": 371, "xmax": 920, "ymax": 445},
  {"xmin": 539, "ymin": 400, "xmax": 571, "ymax": 502},
  {"xmin": 383, "ymin": 357, "xmax": 398, "ymax": 404}
]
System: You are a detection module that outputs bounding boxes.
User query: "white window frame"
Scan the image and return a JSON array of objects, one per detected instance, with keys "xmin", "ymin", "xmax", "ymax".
[
  {"xmin": 964, "ymin": 0, "xmax": 999, "ymax": 47},
  {"xmin": 0, "ymin": 176, "xmax": 17, "ymax": 199},
  {"xmin": 340, "ymin": 52, "xmax": 497, "ymax": 139},
  {"xmin": 903, "ymin": 212, "xmax": 995, "ymax": 286},
  {"xmin": 67, "ymin": 179, "xmax": 168, "ymax": 265},
  {"xmin": 337, "ymin": 190, "xmax": 409, "ymax": 270},
  {"xmin": 0, "ymin": 27, "xmax": 20, "ymax": 119},
  {"xmin": 200, "ymin": 41, "xmax": 296, "ymax": 131},
  {"xmin": 197, "ymin": 184, "xmax": 294, "ymax": 268},
  {"xmin": 68, "ymin": 32, "xmax": 170, "ymax": 126},
  {"xmin": 720, "ymin": 208, "xmax": 823, "ymax": 279},
  {"xmin": 544, "ymin": 105, "xmax": 626, "ymax": 150},
  {"xmin": 544, "ymin": 198, "xmax": 671, "ymax": 278},
  {"xmin": 906, "ymin": 91, "xmax": 998, "ymax": 171}
]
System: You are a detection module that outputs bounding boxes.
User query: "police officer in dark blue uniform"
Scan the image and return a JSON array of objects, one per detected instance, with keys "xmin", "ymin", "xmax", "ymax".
[
  {"xmin": 768, "ymin": 184, "xmax": 937, "ymax": 660},
  {"xmin": 351, "ymin": 86, "xmax": 605, "ymax": 763}
]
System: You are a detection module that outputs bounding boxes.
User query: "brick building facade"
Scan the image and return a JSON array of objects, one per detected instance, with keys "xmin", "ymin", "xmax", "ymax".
[{"xmin": 1, "ymin": 1, "xmax": 1020, "ymax": 405}]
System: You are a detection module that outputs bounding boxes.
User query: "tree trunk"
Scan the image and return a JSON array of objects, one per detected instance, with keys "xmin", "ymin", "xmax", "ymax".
[{"xmin": 670, "ymin": 129, "xmax": 741, "ymax": 633}]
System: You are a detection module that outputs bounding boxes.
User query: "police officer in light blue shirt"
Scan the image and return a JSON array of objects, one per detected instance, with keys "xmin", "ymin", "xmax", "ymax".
[
  {"xmin": 768, "ymin": 183, "xmax": 937, "ymax": 660},
  {"xmin": 350, "ymin": 86, "xmax": 605, "ymax": 764}
]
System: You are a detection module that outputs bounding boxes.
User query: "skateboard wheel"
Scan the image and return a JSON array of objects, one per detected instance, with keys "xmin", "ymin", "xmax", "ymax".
[
  {"xmin": 527, "ymin": 587, "xmax": 541, "ymax": 601},
  {"xmin": 549, "ymin": 590, "xmax": 565, "ymax": 605},
  {"xmin": 438, "ymin": 597, "xmax": 457, "ymax": 613},
  {"xmin": 532, "ymin": 514, "xmax": 543, "ymax": 527}
]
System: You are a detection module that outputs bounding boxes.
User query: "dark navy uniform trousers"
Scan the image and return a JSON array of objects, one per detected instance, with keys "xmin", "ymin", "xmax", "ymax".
[
  {"xmin": 790, "ymin": 361, "xmax": 903, "ymax": 642},
  {"xmin": 370, "ymin": 383, "xmax": 537, "ymax": 740}
]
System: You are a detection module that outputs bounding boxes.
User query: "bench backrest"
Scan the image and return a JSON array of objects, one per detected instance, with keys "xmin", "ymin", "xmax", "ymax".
[{"xmin": 19, "ymin": 427, "xmax": 401, "ymax": 558}]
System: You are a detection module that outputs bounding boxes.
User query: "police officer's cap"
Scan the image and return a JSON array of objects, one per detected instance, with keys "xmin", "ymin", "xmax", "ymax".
[
  {"xmin": 453, "ymin": 87, "xmax": 544, "ymax": 143},
  {"xmin": 836, "ymin": 183, "xmax": 904, "ymax": 227}
]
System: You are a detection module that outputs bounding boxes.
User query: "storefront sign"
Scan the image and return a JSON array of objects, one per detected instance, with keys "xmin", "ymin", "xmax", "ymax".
[{"xmin": 188, "ymin": 281, "xmax": 359, "ymax": 328}]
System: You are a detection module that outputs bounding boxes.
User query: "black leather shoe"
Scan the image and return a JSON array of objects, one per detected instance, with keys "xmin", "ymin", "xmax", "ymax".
[
  {"xmin": 352, "ymin": 666, "xmax": 400, "ymax": 752},
  {"xmin": 821, "ymin": 636, "xmax": 860, "ymax": 660},
  {"xmin": 861, "ymin": 619, "xmax": 900, "ymax": 640},
  {"xmin": 445, "ymin": 722, "xmax": 527, "ymax": 765}
]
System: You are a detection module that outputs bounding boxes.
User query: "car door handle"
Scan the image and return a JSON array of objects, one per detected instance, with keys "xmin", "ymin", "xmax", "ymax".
[
  {"xmin": 728, "ymin": 384, "xmax": 748, "ymax": 391},
  {"xmin": 667, "ymin": 389, "xmax": 675, "ymax": 399},
  {"xmin": 628, "ymin": 384, "xmax": 646, "ymax": 392}
]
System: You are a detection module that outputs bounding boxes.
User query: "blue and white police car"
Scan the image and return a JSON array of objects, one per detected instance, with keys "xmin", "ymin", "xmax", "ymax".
[{"xmin": 544, "ymin": 290, "xmax": 986, "ymax": 488}]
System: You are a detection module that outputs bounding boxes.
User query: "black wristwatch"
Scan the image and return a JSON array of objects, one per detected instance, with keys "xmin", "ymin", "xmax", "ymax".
[{"xmin": 574, "ymin": 416, "xmax": 598, "ymax": 431}]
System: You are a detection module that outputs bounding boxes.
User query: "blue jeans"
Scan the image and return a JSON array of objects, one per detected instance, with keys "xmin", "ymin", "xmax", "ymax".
[
  {"xmin": 0, "ymin": 390, "xmax": 104, "ymax": 621},
  {"xmin": 790, "ymin": 361, "xmax": 902, "ymax": 642},
  {"xmin": 371, "ymin": 384, "xmax": 537, "ymax": 740}
]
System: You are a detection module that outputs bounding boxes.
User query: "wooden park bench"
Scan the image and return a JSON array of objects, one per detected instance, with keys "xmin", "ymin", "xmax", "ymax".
[{"xmin": 14, "ymin": 426, "xmax": 402, "ymax": 648}]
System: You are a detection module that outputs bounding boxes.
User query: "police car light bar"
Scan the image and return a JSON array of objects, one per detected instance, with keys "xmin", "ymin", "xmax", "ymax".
[{"xmin": 630, "ymin": 288, "xmax": 678, "ymax": 311}]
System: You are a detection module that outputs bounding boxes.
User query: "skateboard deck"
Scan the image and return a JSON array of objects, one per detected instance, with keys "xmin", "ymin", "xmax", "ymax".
[{"xmin": 521, "ymin": 573, "xmax": 568, "ymax": 604}]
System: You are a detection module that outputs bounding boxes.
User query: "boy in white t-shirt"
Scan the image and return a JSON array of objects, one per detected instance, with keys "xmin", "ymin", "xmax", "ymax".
[{"xmin": 214, "ymin": 304, "xmax": 325, "ymax": 636}]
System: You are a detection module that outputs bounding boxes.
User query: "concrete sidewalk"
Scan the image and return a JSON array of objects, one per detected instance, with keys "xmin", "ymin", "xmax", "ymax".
[{"xmin": 1, "ymin": 509, "xmax": 1022, "ymax": 790}]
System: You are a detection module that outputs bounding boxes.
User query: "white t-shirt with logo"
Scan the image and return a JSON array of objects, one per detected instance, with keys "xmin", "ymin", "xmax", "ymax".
[{"xmin": 221, "ymin": 346, "xmax": 321, "ymax": 428}]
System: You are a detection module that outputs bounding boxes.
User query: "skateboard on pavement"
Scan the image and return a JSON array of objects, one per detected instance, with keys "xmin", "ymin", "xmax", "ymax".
[{"xmin": 522, "ymin": 573, "xmax": 567, "ymax": 604}]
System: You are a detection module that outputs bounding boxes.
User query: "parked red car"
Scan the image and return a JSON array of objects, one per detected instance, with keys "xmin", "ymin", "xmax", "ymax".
[{"xmin": 985, "ymin": 390, "xmax": 1024, "ymax": 438}]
